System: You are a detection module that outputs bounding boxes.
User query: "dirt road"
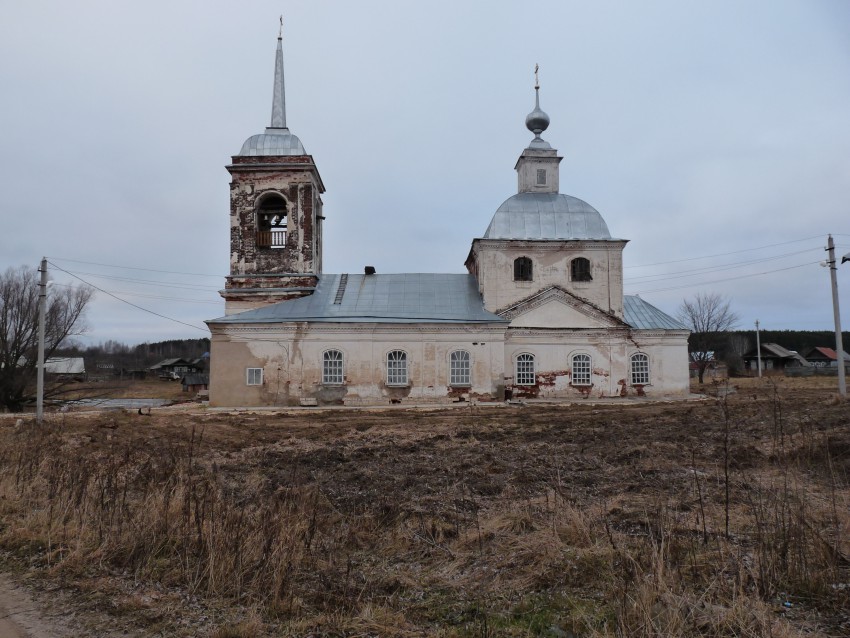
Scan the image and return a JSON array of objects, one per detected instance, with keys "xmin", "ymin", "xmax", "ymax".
[{"xmin": 0, "ymin": 576, "xmax": 62, "ymax": 638}]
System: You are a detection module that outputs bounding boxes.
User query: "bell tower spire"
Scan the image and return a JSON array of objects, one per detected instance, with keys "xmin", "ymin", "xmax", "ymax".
[
  {"xmin": 270, "ymin": 15, "xmax": 287, "ymax": 129},
  {"xmin": 222, "ymin": 19, "xmax": 326, "ymax": 315}
]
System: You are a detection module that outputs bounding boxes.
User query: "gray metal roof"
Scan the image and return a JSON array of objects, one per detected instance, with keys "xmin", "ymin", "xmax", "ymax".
[
  {"xmin": 483, "ymin": 193, "xmax": 613, "ymax": 240},
  {"xmin": 238, "ymin": 128, "xmax": 306, "ymax": 156},
  {"xmin": 623, "ymin": 296, "xmax": 688, "ymax": 330},
  {"xmin": 208, "ymin": 273, "xmax": 508, "ymax": 325}
]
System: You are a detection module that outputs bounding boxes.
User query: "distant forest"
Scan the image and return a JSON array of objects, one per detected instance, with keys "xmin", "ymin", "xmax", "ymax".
[{"xmin": 59, "ymin": 338, "xmax": 210, "ymax": 373}]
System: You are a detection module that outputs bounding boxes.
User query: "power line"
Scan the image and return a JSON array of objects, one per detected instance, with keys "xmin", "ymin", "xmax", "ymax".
[
  {"xmin": 624, "ymin": 247, "xmax": 819, "ymax": 284},
  {"xmin": 49, "ymin": 256, "xmax": 224, "ymax": 279},
  {"xmin": 50, "ymin": 282, "xmax": 222, "ymax": 305},
  {"xmin": 66, "ymin": 269, "xmax": 221, "ymax": 291},
  {"xmin": 630, "ymin": 260, "xmax": 819, "ymax": 295},
  {"xmin": 624, "ymin": 235, "xmax": 824, "ymax": 269},
  {"xmin": 48, "ymin": 261, "xmax": 209, "ymax": 334}
]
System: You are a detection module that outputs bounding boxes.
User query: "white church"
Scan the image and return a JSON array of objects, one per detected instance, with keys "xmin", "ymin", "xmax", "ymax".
[{"xmin": 206, "ymin": 32, "xmax": 690, "ymax": 407}]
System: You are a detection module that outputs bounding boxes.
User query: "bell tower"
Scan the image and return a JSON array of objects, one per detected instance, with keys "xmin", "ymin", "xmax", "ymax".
[{"xmin": 222, "ymin": 19, "xmax": 325, "ymax": 315}]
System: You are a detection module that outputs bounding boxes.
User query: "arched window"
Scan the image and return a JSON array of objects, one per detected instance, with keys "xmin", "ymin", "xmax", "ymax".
[
  {"xmin": 322, "ymin": 350, "xmax": 344, "ymax": 385},
  {"xmin": 386, "ymin": 350, "xmax": 408, "ymax": 386},
  {"xmin": 256, "ymin": 193, "xmax": 288, "ymax": 249},
  {"xmin": 515, "ymin": 353, "xmax": 535, "ymax": 386},
  {"xmin": 514, "ymin": 257, "xmax": 533, "ymax": 281},
  {"xmin": 630, "ymin": 353, "xmax": 650, "ymax": 385},
  {"xmin": 571, "ymin": 257, "xmax": 592, "ymax": 282},
  {"xmin": 572, "ymin": 353, "xmax": 592, "ymax": 386},
  {"xmin": 450, "ymin": 350, "xmax": 471, "ymax": 387}
]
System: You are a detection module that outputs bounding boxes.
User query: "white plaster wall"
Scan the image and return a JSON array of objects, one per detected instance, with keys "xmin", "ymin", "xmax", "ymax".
[
  {"xmin": 471, "ymin": 240, "xmax": 626, "ymax": 317},
  {"xmin": 503, "ymin": 328, "xmax": 690, "ymax": 399},
  {"xmin": 209, "ymin": 322, "xmax": 689, "ymax": 406},
  {"xmin": 209, "ymin": 322, "xmax": 507, "ymax": 407}
]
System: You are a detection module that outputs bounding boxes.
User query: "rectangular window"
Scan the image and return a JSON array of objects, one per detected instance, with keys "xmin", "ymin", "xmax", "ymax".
[
  {"xmin": 246, "ymin": 367, "xmax": 263, "ymax": 386},
  {"xmin": 536, "ymin": 168, "xmax": 546, "ymax": 185},
  {"xmin": 450, "ymin": 350, "xmax": 471, "ymax": 386}
]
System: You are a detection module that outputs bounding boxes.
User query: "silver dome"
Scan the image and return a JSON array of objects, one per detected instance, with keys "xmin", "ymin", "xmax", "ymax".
[
  {"xmin": 525, "ymin": 106, "xmax": 550, "ymax": 136},
  {"xmin": 238, "ymin": 127, "xmax": 306, "ymax": 156},
  {"xmin": 483, "ymin": 192, "xmax": 613, "ymax": 240}
]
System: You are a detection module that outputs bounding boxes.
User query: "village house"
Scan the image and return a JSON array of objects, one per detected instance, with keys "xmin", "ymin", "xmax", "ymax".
[
  {"xmin": 149, "ymin": 358, "xmax": 201, "ymax": 380},
  {"xmin": 206, "ymin": 31, "xmax": 691, "ymax": 407},
  {"xmin": 801, "ymin": 346, "xmax": 850, "ymax": 369},
  {"xmin": 742, "ymin": 343, "xmax": 810, "ymax": 374}
]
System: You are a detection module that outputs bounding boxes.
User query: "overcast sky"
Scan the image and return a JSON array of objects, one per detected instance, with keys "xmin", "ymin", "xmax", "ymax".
[{"xmin": 1, "ymin": 1, "xmax": 848, "ymax": 346}]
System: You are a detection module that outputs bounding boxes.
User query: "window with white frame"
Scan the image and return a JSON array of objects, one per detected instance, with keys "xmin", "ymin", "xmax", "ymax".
[
  {"xmin": 322, "ymin": 350, "xmax": 344, "ymax": 384},
  {"xmin": 572, "ymin": 353, "xmax": 592, "ymax": 386},
  {"xmin": 386, "ymin": 350, "xmax": 408, "ymax": 386},
  {"xmin": 246, "ymin": 367, "xmax": 263, "ymax": 386},
  {"xmin": 515, "ymin": 353, "xmax": 536, "ymax": 386},
  {"xmin": 450, "ymin": 350, "xmax": 471, "ymax": 387},
  {"xmin": 630, "ymin": 353, "xmax": 650, "ymax": 385}
]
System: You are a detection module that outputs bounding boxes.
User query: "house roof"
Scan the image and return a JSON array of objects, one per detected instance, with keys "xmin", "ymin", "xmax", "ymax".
[
  {"xmin": 745, "ymin": 343, "xmax": 811, "ymax": 366},
  {"xmin": 149, "ymin": 358, "xmax": 190, "ymax": 370},
  {"xmin": 208, "ymin": 274, "xmax": 508, "ymax": 325},
  {"xmin": 805, "ymin": 346, "xmax": 850, "ymax": 361},
  {"xmin": 623, "ymin": 296, "xmax": 688, "ymax": 330}
]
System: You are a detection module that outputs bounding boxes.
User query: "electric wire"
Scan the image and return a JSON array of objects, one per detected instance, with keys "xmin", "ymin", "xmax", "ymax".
[
  {"xmin": 624, "ymin": 246, "xmax": 819, "ymax": 284},
  {"xmin": 624, "ymin": 234, "xmax": 825, "ymax": 269},
  {"xmin": 65, "ymin": 270, "xmax": 222, "ymax": 291},
  {"xmin": 48, "ymin": 257, "xmax": 224, "ymax": 279},
  {"xmin": 47, "ymin": 261, "xmax": 209, "ymax": 333},
  {"xmin": 630, "ymin": 260, "xmax": 820, "ymax": 295},
  {"xmin": 50, "ymin": 282, "xmax": 223, "ymax": 305}
]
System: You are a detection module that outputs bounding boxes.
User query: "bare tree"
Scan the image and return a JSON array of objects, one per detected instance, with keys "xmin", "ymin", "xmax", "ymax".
[
  {"xmin": 678, "ymin": 292, "xmax": 739, "ymax": 384},
  {"xmin": 0, "ymin": 266, "xmax": 93, "ymax": 412},
  {"xmin": 725, "ymin": 333, "xmax": 751, "ymax": 376}
]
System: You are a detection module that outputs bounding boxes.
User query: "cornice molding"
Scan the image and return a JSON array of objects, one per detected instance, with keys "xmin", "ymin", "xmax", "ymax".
[
  {"xmin": 471, "ymin": 239, "xmax": 628, "ymax": 251},
  {"xmin": 212, "ymin": 324, "xmax": 508, "ymax": 337}
]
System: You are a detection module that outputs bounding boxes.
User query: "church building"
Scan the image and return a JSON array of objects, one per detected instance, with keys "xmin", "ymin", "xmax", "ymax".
[{"xmin": 206, "ymin": 31, "xmax": 690, "ymax": 407}]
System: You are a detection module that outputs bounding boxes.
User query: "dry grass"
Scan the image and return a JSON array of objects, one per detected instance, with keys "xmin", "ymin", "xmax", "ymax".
[
  {"xmin": 60, "ymin": 377, "xmax": 189, "ymax": 401},
  {"xmin": 0, "ymin": 377, "xmax": 848, "ymax": 636}
]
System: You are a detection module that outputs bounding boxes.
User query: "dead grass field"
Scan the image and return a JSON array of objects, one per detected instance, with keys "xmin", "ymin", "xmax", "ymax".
[
  {"xmin": 0, "ymin": 376, "xmax": 848, "ymax": 637},
  {"xmin": 61, "ymin": 377, "xmax": 190, "ymax": 402}
]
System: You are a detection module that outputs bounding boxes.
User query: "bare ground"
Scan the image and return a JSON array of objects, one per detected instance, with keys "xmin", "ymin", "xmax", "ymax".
[{"xmin": 0, "ymin": 376, "xmax": 848, "ymax": 637}]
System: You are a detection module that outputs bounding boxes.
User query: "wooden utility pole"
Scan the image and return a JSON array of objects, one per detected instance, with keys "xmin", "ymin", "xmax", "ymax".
[
  {"xmin": 826, "ymin": 235, "xmax": 846, "ymax": 397},
  {"xmin": 755, "ymin": 319, "xmax": 762, "ymax": 378},
  {"xmin": 36, "ymin": 257, "xmax": 47, "ymax": 424}
]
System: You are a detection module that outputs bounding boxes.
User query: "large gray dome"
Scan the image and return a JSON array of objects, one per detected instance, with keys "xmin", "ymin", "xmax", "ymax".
[
  {"xmin": 483, "ymin": 192, "xmax": 612, "ymax": 240},
  {"xmin": 238, "ymin": 127, "xmax": 305, "ymax": 156}
]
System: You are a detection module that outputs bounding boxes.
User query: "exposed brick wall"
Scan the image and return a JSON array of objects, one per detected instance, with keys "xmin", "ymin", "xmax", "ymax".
[{"xmin": 223, "ymin": 154, "xmax": 324, "ymax": 309}]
